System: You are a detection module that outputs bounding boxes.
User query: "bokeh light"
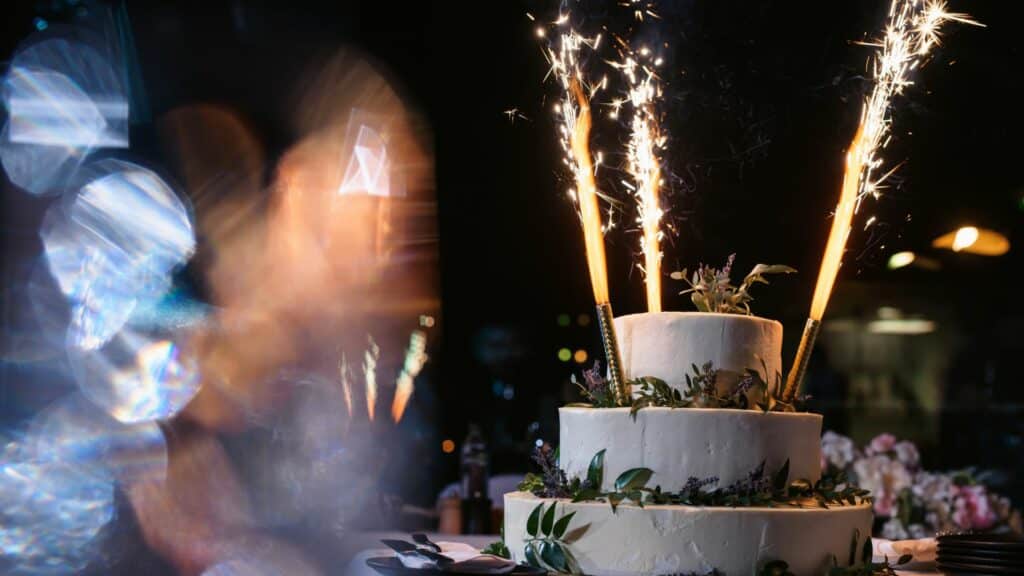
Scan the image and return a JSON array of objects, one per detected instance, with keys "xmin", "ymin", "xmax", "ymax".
[
  {"xmin": 68, "ymin": 329, "xmax": 201, "ymax": 424},
  {"xmin": 0, "ymin": 455, "xmax": 115, "ymax": 575},
  {"xmin": 40, "ymin": 159, "xmax": 195, "ymax": 351},
  {"xmin": 0, "ymin": 38, "xmax": 128, "ymax": 196},
  {"xmin": 27, "ymin": 393, "xmax": 168, "ymax": 483},
  {"xmin": 573, "ymin": 349, "xmax": 588, "ymax": 364}
]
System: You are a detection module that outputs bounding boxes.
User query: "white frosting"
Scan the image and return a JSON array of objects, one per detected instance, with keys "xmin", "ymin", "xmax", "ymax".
[
  {"xmin": 560, "ymin": 407, "xmax": 823, "ymax": 492},
  {"xmin": 614, "ymin": 312, "xmax": 783, "ymax": 394},
  {"xmin": 504, "ymin": 492, "xmax": 873, "ymax": 576}
]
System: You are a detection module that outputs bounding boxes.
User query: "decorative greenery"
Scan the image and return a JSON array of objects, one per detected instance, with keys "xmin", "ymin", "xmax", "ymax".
[
  {"xmin": 629, "ymin": 361, "xmax": 807, "ymax": 417},
  {"xmin": 521, "ymin": 446, "xmax": 870, "ymax": 511},
  {"xmin": 629, "ymin": 375, "xmax": 687, "ymax": 413},
  {"xmin": 573, "ymin": 358, "xmax": 808, "ymax": 415},
  {"xmin": 518, "ymin": 443, "xmax": 589, "ymax": 499},
  {"xmin": 481, "ymin": 527, "xmax": 511, "ymax": 559},
  {"xmin": 570, "ymin": 361, "xmax": 619, "ymax": 408},
  {"xmin": 671, "ymin": 254, "xmax": 796, "ymax": 315},
  {"xmin": 523, "ymin": 501, "xmax": 584, "ymax": 574}
]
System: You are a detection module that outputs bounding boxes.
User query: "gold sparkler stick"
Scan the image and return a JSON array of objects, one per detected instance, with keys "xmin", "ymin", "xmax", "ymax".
[
  {"xmin": 783, "ymin": 0, "xmax": 980, "ymax": 402},
  {"xmin": 568, "ymin": 78, "xmax": 627, "ymax": 402}
]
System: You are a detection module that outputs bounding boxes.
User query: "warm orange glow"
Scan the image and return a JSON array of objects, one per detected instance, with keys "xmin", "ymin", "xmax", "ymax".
[
  {"xmin": 569, "ymin": 79, "xmax": 611, "ymax": 305},
  {"xmin": 951, "ymin": 226, "xmax": 978, "ymax": 252},
  {"xmin": 932, "ymin": 226, "xmax": 1010, "ymax": 256},
  {"xmin": 573, "ymin": 349, "xmax": 589, "ymax": 364},
  {"xmin": 810, "ymin": 126, "xmax": 864, "ymax": 321},
  {"xmin": 391, "ymin": 330, "xmax": 428, "ymax": 423},
  {"xmin": 441, "ymin": 439, "xmax": 456, "ymax": 453}
]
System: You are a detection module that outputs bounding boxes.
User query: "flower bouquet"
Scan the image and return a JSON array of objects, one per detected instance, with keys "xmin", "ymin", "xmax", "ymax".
[{"xmin": 821, "ymin": 432, "xmax": 1022, "ymax": 539}]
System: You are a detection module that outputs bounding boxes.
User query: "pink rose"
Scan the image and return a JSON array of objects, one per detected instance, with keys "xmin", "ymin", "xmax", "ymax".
[
  {"xmin": 867, "ymin": 433, "xmax": 897, "ymax": 456},
  {"xmin": 874, "ymin": 493, "xmax": 895, "ymax": 517},
  {"xmin": 893, "ymin": 441, "xmax": 920, "ymax": 469},
  {"xmin": 953, "ymin": 485, "xmax": 997, "ymax": 530}
]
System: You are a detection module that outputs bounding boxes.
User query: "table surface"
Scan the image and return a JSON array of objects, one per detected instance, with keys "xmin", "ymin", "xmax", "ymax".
[{"xmin": 342, "ymin": 533, "xmax": 940, "ymax": 576}]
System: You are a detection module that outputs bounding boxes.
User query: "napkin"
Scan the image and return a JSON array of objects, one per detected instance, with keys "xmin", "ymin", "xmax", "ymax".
[
  {"xmin": 396, "ymin": 541, "xmax": 518, "ymax": 574},
  {"xmin": 872, "ymin": 537, "xmax": 936, "ymax": 569}
]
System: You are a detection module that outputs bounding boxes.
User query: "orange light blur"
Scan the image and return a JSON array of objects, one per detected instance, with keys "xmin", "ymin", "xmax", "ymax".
[
  {"xmin": 810, "ymin": 125, "xmax": 864, "ymax": 321},
  {"xmin": 569, "ymin": 79, "xmax": 611, "ymax": 305}
]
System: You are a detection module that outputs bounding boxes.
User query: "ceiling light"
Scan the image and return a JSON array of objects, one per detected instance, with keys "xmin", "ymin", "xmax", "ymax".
[
  {"xmin": 932, "ymin": 226, "xmax": 1010, "ymax": 256},
  {"xmin": 867, "ymin": 319, "xmax": 936, "ymax": 335}
]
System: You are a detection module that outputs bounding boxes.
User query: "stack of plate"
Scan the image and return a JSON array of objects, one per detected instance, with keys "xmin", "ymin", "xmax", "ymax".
[{"xmin": 936, "ymin": 533, "xmax": 1024, "ymax": 575}]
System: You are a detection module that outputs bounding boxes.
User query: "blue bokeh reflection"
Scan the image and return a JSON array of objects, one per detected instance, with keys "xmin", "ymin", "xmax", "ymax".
[
  {"xmin": 28, "ymin": 393, "xmax": 168, "ymax": 483},
  {"xmin": 68, "ymin": 329, "xmax": 201, "ymax": 424},
  {"xmin": 0, "ymin": 441, "xmax": 115, "ymax": 575},
  {"xmin": 40, "ymin": 159, "xmax": 195, "ymax": 352},
  {"xmin": 0, "ymin": 38, "xmax": 128, "ymax": 196}
]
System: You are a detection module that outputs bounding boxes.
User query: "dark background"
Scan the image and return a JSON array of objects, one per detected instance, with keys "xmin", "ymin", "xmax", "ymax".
[{"xmin": 3, "ymin": 0, "xmax": 1023, "ymax": 522}]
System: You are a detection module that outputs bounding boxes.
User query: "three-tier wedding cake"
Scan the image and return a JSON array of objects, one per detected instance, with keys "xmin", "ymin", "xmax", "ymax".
[{"xmin": 504, "ymin": 312, "xmax": 873, "ymax": 575}]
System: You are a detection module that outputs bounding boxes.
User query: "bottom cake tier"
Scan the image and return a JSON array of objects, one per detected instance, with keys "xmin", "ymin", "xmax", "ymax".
[{"xmin": 504, "ymin": 492, "xmax": 873, "ymax": 576}]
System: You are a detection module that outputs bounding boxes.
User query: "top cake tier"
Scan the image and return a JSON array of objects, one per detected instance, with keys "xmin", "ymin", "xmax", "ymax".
[{"xmin": 615, "ymin": 311, "xmax": 783, "ymax": 391}]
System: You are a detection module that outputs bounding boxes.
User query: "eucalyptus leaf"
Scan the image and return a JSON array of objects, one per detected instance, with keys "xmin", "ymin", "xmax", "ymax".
[
  {"xmin": 848, "ymin": 529, "xmax": 860, "ymax": 567},
  {"xmin": 614, "ymin": 467, "xmax": 654, "ymax": 491},
  {"xmin": 897, "ymin": 554, "xmax": 913, "ymax": 565},
  {"xmin": 587, "ymin": 449, "xmax": 606, "ymax": 488},
  {"xmin": 552, "ymin": 511, "xmax": 576, "ymax": 539},
  {"xmin": 608, "ymin": 492, "xmax": 623, "ymax": 512},
  {"xmin": 748, "ymin": 264, "xmax": 797, "ymax": 277},
  {"xmin": 773, "ymin": 459, "xmax": 790, "ymax": 492},
  {"xmin": 541, "ymin": 502, "xmax": 557, "ymax": 536},
  {"xmin": 526, "ymin": 503, "xmax": 542, "ymax": 537},
  {"xmin": 862, "ymin": 536, "xmax": 872, "ymax": 564},
  {"xmin": 524, "ymin": 541, "xmax": 540, "ymax": 568},
  {"xmin": 540, "ymin": 540, "xmax": 568, "ymax": 572}
]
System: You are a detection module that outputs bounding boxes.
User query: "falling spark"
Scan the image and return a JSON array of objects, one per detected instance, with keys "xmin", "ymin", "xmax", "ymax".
[
  {"xmin": 503, "ymin": 108, "xmax": 529, "ymax": 124},
  {"xmin": 544, "ymin": 19, "xmax": 612, "ymax": 305},
  {"xmin": 339, "ymin": 353, "xmax": 354, "ymax": 419},
  {"xmin": 611, "ymin": 43, "xmax": 666, "ymax": 312},
  {"xmin": 363, "ymin": 335, "xmax": 380, "ymax": 421},
  {"xmin": 391, "ymin": 330, "xmax": 428, "ymax": 423},
  {"xmin": 808, "ymin": 0, "xmax": 981, "ymax": 322}
]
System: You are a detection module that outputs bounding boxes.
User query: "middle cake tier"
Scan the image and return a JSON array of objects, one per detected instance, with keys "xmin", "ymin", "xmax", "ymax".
[{"xmin": 560, "ymin": 407, "xmax": 823, "ymax": 491}]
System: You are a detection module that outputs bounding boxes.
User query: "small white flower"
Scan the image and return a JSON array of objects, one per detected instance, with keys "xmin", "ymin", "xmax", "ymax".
[
  {"xmin": 893, "ymin": 441, "xmax": 920, "ymax": 469},
  {"xmin": 821, "ymin": 431, "xmax": 857, "ymax": 470}
]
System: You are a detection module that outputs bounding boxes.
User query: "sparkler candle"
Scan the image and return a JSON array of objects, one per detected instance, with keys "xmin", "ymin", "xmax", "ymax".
[
  {"xmin": 783, "ymin": 0, "xmax": 979, "ymax": 401},
  {"xmin": 569, "ymin": 79, "xmax": 627, "ymax": 403},
  {"xmin": 546, "ymin": 20, "xmax": 627, "ymax": 403},
  {"xmin": 615, "ymin": 49, "xmax": 665, "ymax": 313}
]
